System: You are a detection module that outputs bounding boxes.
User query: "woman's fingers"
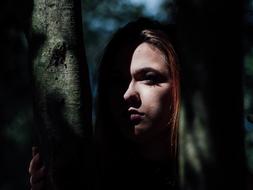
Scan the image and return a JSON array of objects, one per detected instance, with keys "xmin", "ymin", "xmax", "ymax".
[
  {"xmin": 29, "ymin": 153, "xmax": 40, "ymax": 174},
  {"xmin": 29, "ymin": 147, "xmax": 46, "ymax": 190},
  {"xmin": 29, "ymin": 166, "xmax": 46, "ymax": 184}
]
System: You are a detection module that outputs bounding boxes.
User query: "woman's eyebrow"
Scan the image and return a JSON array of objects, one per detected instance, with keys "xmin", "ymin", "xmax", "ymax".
[{"xmin": 133, "ymin": 67, "xmax": 162, "ymax": 75}]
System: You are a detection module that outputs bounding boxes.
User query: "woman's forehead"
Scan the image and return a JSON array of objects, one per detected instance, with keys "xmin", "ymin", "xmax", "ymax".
[{"xmin": 110, "ymin": 45, "xmax": 167, "ymax": 80}]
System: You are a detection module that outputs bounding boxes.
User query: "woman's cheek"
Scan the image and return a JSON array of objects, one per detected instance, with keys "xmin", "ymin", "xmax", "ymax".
[{"xmin": 151, "ymin": 87, "xmax": 171, "ymax": 119}]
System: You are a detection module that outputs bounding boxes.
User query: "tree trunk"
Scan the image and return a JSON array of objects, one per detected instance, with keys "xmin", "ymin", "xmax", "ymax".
[
  {"xmin": 177, "ymin": 0, "xmax": 246, "ymax": 190},
  {"xmin": 30, "ymin": 0, "xmax": 92, "ymax": 189}
]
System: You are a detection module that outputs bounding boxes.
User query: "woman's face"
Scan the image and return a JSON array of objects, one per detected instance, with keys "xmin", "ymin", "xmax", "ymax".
[{"xmin": 117, "ymin": 42, "xmax": 172, "ymax": 142}]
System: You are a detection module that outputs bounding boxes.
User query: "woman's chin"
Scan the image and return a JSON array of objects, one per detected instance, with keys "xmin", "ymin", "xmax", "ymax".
[{"xmin": 133, "ymin": 125, "xmax": 150, "ymax": 141}]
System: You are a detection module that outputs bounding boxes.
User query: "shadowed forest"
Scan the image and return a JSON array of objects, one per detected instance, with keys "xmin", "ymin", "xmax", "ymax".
[{"xmin": 0, "ymin": 0, "xmax": 252, "ymax": 189}]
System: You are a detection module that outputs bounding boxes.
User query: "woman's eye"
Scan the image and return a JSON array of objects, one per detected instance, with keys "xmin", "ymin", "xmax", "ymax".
[{"xmin": 144, "ymin": 73, "xmax": 161, "ymax": 85}]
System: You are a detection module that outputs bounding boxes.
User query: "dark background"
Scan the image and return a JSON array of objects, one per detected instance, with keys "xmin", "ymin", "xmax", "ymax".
[{"xmin": 0, "ymin": 0, "xmax": 252, "ymax": 189}]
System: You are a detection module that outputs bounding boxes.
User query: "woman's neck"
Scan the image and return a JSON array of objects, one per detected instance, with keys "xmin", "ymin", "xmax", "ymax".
[{"xmin": 136, "ymin": 131, "xmax": 171, "ymax": 162}]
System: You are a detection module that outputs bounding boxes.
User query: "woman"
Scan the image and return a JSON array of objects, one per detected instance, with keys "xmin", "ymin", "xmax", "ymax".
[
  {"xmin": 95, "ymin": 17, "xmax": 180, "ymax": 190},
  {"xmin": 29, "ymin": 18, "xmax": 180, "ymax": 190}
]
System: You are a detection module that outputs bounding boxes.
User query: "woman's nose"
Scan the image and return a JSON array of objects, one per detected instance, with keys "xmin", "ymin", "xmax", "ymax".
[{"xmin": 123, "ymin": 82, "xmax": 140, "ymax": 106}]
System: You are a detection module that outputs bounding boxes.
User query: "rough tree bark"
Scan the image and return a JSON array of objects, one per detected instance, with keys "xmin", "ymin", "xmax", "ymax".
[
  {"xmin": 177, "ymin": 0, "xmax": 246, "ymax": 190},
  {"xmin": 30, "ymin": 0, "xmax": 92, "ymax": 189}
]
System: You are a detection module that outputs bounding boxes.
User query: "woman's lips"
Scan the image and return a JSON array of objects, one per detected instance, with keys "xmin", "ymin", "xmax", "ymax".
[
  {"xmin": 128, "ymin": 109, "xmax": 144, "ymax": 124},
  {"xmin": 130, "ymin": 114, "xmax": 143, "ymax": 120}
]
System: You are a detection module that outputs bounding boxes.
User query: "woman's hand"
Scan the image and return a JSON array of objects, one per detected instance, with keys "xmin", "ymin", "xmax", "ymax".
[{"xmin": 28, "ymin": 147, "xmax": 46, "ymax": 190}]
